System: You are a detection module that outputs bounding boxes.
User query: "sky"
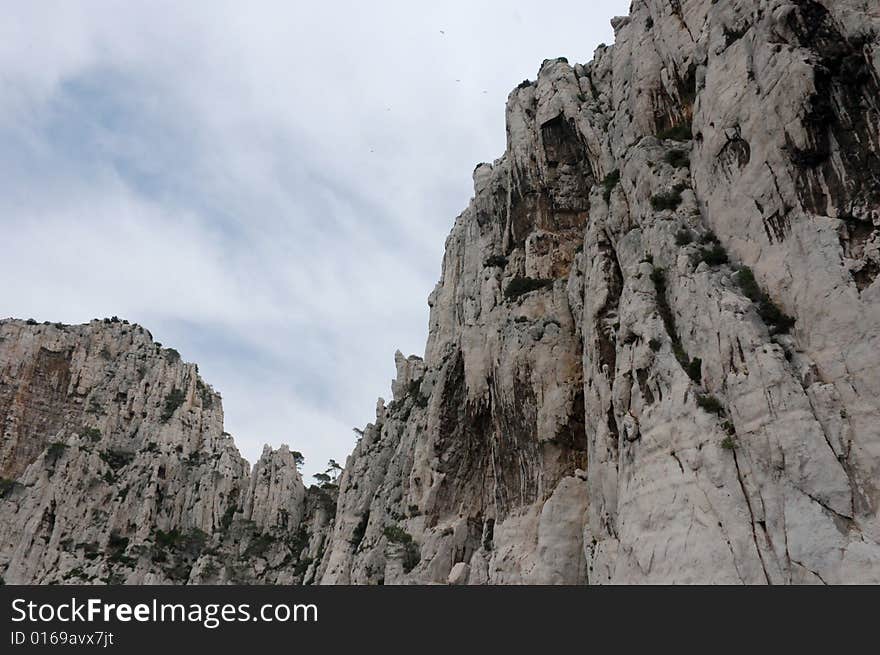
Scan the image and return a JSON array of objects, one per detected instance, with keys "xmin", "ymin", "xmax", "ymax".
[{"xmin": 0, "ymin": 1, "xmax": 626, "ymax": 481}]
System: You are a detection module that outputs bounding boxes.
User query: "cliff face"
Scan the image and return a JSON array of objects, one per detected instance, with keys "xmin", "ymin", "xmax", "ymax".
[
  {"xmin": 319, "ymin": 0, "xmax": 880, "ymax": 585},
  {"xmin": 2, "ymin": 0, "xmax": 880, "ymax": 585},
  {"xmin": 0, "ymin": 319, "xmax": 332, "ymax": 584}
]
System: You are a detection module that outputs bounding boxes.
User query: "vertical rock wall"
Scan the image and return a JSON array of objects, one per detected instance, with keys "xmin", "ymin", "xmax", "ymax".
[{"xmin": 318, "ymin": 0, "xmax": 880, "ymax": 585}]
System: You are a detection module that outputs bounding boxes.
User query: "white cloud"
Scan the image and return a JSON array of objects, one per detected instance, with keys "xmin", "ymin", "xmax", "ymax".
[{"xmin": 1, "ymin": 1, "xmax": 624, "ymax": 467}]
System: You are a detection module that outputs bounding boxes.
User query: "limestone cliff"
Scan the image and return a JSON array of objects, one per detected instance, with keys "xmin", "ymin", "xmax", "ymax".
[
  {"xmin": 0, "ymin": 319, "xmax": 332, "ymax": 584},
  {"xmin": 2, "ymin": 0, "xmax": 879, "ymax": 584}
]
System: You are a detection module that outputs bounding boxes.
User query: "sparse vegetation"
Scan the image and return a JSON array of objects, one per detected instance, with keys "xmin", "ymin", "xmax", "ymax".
[
  {"xmin": 164, "ymin": 348, "xmax": 181, "ymax": 363},
  {"xmin": 153, "ymin": 528, "xmax": 181, "ymax": 548},
  {"xmin": 244, "ymin": 532, "xmax": 275, "ymax": 558},
  {"xmin": 383, "ymin": 525, "xmax": 420, "ymax": 573},
  {"xmin": 736, "ymin": 267, "xmax": 796, "ymax": 335},
  {"xmin": 696, "ymin": 394, "xmax": 725, "ymax": 416},
  {"xmin": 674, "ymin": 229, "xmax": 693, "ymax": 246},
  {"xmin": 649, "ymin": 338, "xmax": 662, "ymax": 352},
  {"xmin": 699, "ymin": 231, "xmax": 718, "ymax": 245},
  {"xmin": 63, "ymin": 567, "xmax": 87, "ymax": 581},
  {"xmin": 664, "ymin": 149, "xmax": 690, "ymax": 168},
  {"xmin": 107, "ymin": 532, "xmax": 133, "ymax": 565},
  {"xmin": 284, "ymin": 525, "xmax": 309, "ymax": 557},
  {"xmin": 0, "ymin": 477, "xmax": 17, "ymax": 498},
  {"xmin": 695, "ymin": 242, "xmax": 729, "ymax": 266},
  {"xmin": 504, "ymin": 276, "xmax": 553, "ymax": 301},
  {"xmin": 651, "ymin": 188, "xmax": 683, "ymax": 211},
  {"xmin": 100, "ymin": 449, "xmax": 134, "ymax": 471},
  {"xmin": 196, "ymin": 379, "xmax": 214, "ymax": 409},
  {"xmin": 80, "ymin": 427, "xmax": 102, "ymax": 442},
  {"xmin": 201, "ymin": 560, "xmax": 220, "ymax": 578},
  {"xmin": 160, "ymin": 388, "xmax": 186, "ymax": 422},
  {"xmin": 721, "ymin": 436, "xmax": 737, "ymax": 450},
  {"xmin": 651, "ymin": 268, "xmax": 701, "ymax": 382},
  {"xmin": 484, "ymin": 254, "xmax": 508, "ymax": 268},
  {"xmin": 602, "ymin": 169, "xmax": 621, "ymax": 202},
  {"xmin": 153, "ymin": 528, "xmax": 207, "ymax": 556},
  {"xmin": 150, "ymin": 528, "xmax": 208, "ymax": 580},
  {"xmin": 382, "ymin": 525, "xmax": 413, "ymax": 545},
  {"xmin": 312, "ymin": 462, "xmax": 341, "ymax": 490},
  {"xmin": 46, "ymin": 442, "xmax": 68, "ymax": 464},
  {"xmin": 78, "ymin": 541, "xmax": 99, "ymax": 560},
  {"xmin": 291, "ymin": 451, "xmax": 305, "ymax": 469}
]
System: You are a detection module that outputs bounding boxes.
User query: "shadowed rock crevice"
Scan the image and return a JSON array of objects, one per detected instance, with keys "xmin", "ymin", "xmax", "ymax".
[{"xmin": 785, "ymin": 1, "xmax": 880, "ymax": 219}]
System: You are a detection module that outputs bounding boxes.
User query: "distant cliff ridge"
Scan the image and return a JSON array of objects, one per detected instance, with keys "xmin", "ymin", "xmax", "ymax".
[{"xmin": 2, "ymin": 0, "xmax": 879, "ymax": 584}]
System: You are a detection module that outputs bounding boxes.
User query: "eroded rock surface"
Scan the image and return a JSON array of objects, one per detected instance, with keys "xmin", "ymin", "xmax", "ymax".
[
  {"xmin": 319, "ymin": 0, "xmax": 880, "ymax": 585},
  {"xmin": 2, "ymin": 0, "xmax": 879, "ymax": 584},
  {"xmin": 0, "ymin": 319, "xmax": 333, "ymax": 584}
]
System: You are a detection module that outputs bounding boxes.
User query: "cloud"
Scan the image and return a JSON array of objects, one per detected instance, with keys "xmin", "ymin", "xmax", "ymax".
[{"xmin": 0, "ymin": 1, "xmax": 624, "ymax": 469}]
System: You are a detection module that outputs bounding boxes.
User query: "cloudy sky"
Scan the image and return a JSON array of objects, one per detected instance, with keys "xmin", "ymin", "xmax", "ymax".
[{"xmin": 1, "ymin": 1, "xmax": 625, "ymax": 480}]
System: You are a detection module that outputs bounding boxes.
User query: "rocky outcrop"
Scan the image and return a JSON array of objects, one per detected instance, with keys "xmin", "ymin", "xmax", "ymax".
[
  {"xmin": 317, "ymin": 0, "xmax": 880, "ymax": 585},
  {"xmin": 0, "ymin": 319, "xmax": 333, "ymax": 584},
  {"xmin": 2, "ymin": 0, "xmax": 879, "ymax": 585}
]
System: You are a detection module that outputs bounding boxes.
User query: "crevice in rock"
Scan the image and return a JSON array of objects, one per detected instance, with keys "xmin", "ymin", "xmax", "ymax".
[
  {"xmin": 715, "ymin": 128, "xmax": 751, "ymax": 179},
  {"xmin": 731, "ymin": 449, "xmax": 772, "ymax": 584},
  {"xmin": 670, "ymin": 450, "xmax": 685, "ymax": 474},
  {"xmin": 595, "ymin": 232, "xmax": 623, "ymax": 381},
  {"xmin": 635, "ymin": 368, "xmax": 655, "ymax": 405},
  {"xmin": 792, "ymin": 558, "xmax": 829, "ymax": 585}
]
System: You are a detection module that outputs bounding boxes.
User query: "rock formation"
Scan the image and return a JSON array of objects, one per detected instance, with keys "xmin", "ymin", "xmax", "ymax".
[
  {"xmin": 0, "ymin": 319, "xmax": 332, "ymax": 584},
  {"xmin": 2, "ymin": 0, "xmax": 879, "ymax": 584}
]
